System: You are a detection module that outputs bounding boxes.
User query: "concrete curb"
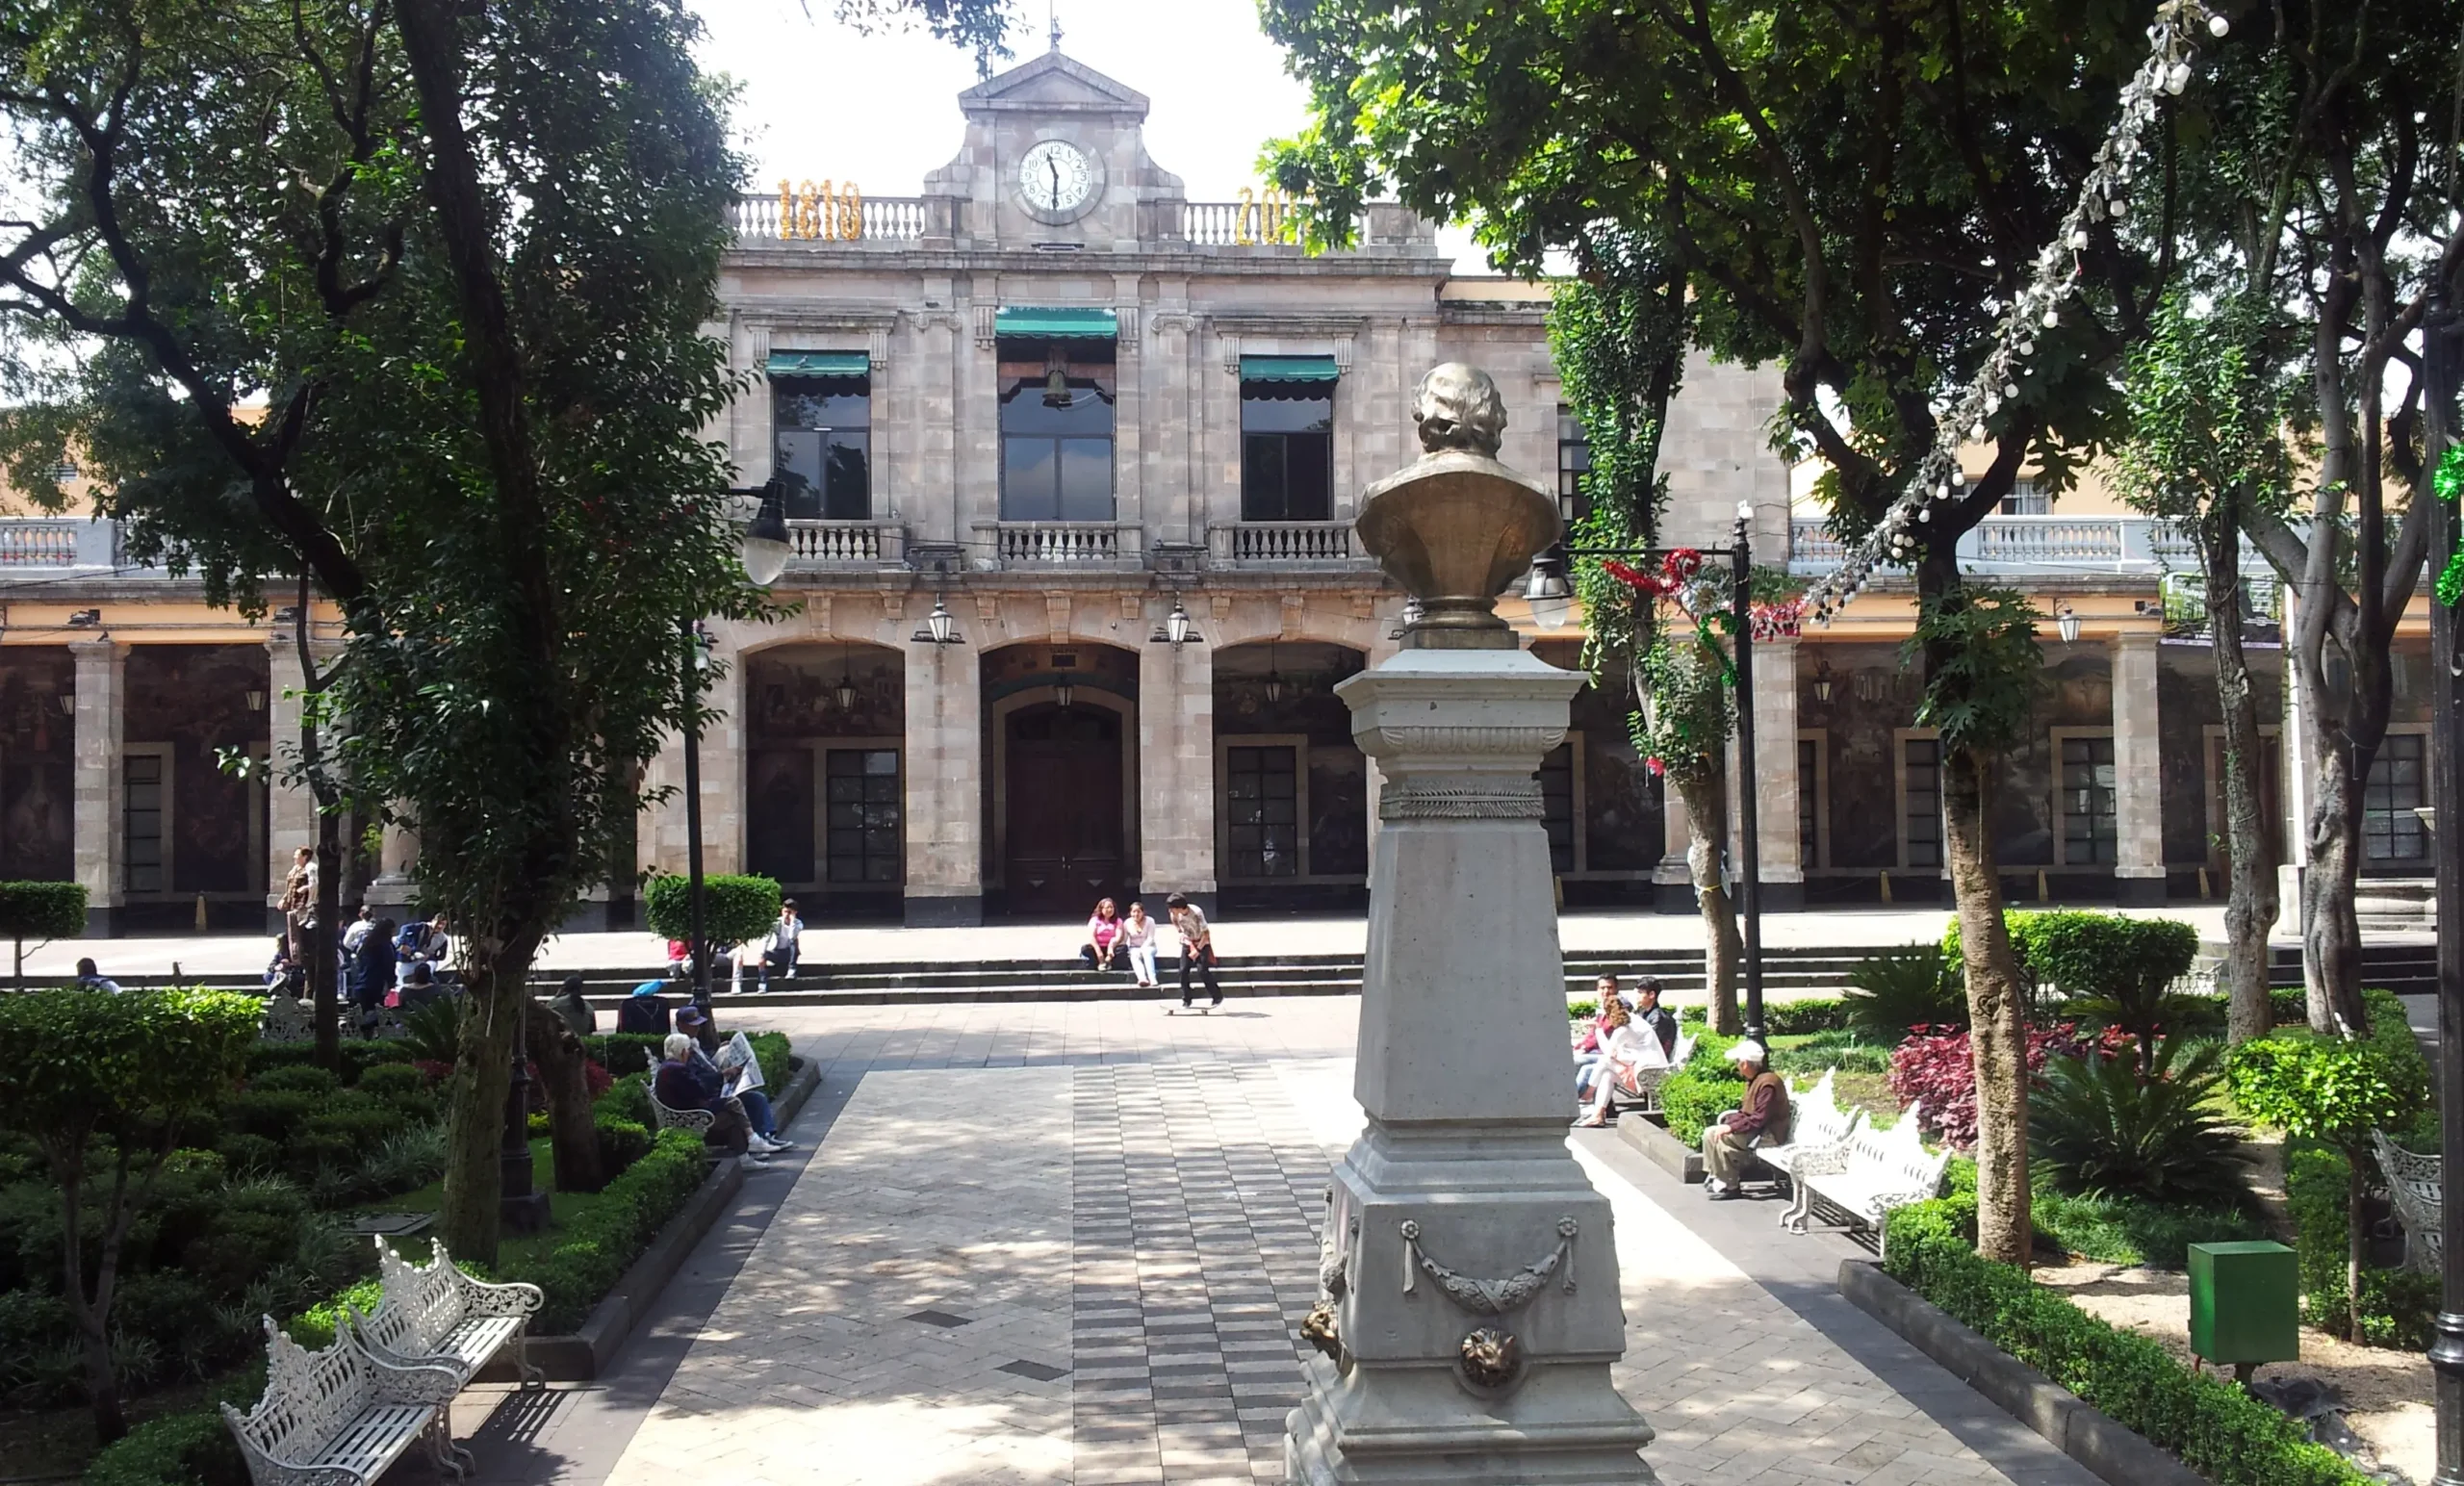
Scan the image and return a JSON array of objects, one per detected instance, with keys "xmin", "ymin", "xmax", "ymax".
[
  {"xmin": 1616, "ymin": 1114, "xmax": 1704, "ymax": 1184},
  {"xmin": 476, "ymin": 1056, "xmax": 821, "ymax": 1382},
  {"xmin": 1836, "ymin": 1260, "xmax": 2210, "ymax": 1486}
]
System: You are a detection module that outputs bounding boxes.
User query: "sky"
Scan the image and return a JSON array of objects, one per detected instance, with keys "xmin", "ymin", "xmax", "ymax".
[{"xmin": 687, "ymin": 0, "xmax": 1486, "ymax": 271}]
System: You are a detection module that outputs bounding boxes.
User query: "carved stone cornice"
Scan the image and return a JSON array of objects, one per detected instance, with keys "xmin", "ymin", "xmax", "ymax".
[{"xmin": 1379, "ymin": 778, "xmax": 1545, "ymax": 822}]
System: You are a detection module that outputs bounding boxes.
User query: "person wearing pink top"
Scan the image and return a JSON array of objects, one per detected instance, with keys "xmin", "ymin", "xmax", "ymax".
[{"xmin": 1078, "ymin": 897, "xmax": 1122, "ymax": 973}]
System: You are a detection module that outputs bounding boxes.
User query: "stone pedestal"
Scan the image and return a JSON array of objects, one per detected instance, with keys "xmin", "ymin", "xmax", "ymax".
[
  {"xmin": 2109, "ymin": 633, "xmax": 2167, "ymax": 906},
  {"xmin": 1286, "ymin": 646, "xmax": 1656, "ymax": 1485},
  {"xmin": 364, "ymin": 818, "xmax": 419, "ymax": 910},
  {"xmin": 70, "ymin": 640, "xmax": 124, "ymax": 936}
]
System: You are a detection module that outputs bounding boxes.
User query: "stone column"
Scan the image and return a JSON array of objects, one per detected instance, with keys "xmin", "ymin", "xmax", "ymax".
[
  {"xmin": 1288, "ymin": 645, "xmax": 1654, "ymax": 1482},
  {"xmin": 1653, "ymin": 775, "xmax": 1693, "ymax": 912},
  {"xmin": 1752, "ymin": 635, "xmax": 1804, "ymax": 910},
  {"xmin": 2110, "ymin": 632, "xmax": 2166, "ymax": 905},
  {"xmin": 264, "ymin": 637, "xmax": 318, "ymax": 932},
  {"xmin": 365, "ymin": 817, "xmax": 419, "ymax": 910},
  {"xmin": 1138, "ymin": 629, "xmax": 1215, "ymax": 908},
  {"xmin": 69, "ymin": 640, "xmax": 123, "ymax": 935},
  {"xmin": 903, "ymin": 634, "xmax": 983, "ymax": 925},
  {"xmin": 2275, "ymin": 653, "xmax": 2312, "ymax": 938}
]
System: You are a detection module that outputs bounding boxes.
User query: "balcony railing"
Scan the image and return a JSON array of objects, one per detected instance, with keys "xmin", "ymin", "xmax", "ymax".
[
  {"xmin": 1787, "ymin": 514, "xmax": 2268, "ymax": 578},
  {"xmin": 786, "ymin": 520, "xmax": 904, "ymax": 568},
  {"xmin": 732, "ymin": 193, "xmax": 930, "ymax": 243},
  {"xmin": 0, "ymin": 517, "xmax": 116, "ymax": 568},
  {"xmin": 1207, "ymin": 521, "xmax": 1365, "ymax": 568},
  {"xmin": 1177, "ymin": 201, "xmax": 1372, "ymax": 248},
  {"xmin": 976, "ymin": 521, "xmax": 1130, "ymax": 567}
]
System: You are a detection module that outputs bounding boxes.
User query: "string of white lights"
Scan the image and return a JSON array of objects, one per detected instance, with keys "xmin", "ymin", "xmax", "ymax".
[{"xmin": 1805, "ymin": 0, "xmax": 2229, "ymax": 624}]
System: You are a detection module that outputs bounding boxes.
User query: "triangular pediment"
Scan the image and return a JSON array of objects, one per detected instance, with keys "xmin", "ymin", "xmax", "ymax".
[{"xmin": 960, "ymin": 50, "xmax": 1148, "ymax": 117}]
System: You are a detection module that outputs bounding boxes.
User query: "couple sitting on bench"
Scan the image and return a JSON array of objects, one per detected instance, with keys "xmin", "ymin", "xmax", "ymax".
[{"xmin": 1572, "ymin": 975, "xmax": 1679, "ymax": 1127}]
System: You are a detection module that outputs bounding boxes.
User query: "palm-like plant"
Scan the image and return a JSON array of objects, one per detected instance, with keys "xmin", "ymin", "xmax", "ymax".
[
  {"xmin": 2030, "ymin": 1037, "xmax": 2249, "ymax": 1210},
  {"xmin": 1843, "ymin": 943, "xmax": 1965, "ymax": 1043}
]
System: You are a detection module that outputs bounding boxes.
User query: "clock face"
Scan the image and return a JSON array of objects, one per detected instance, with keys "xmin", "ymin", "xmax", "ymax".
[{"xmin": 1019, "ymin": 140, "xmax": 1096, "ymax": 216}]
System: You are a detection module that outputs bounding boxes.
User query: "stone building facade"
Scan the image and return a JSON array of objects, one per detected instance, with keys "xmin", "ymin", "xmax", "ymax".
[{"xmin": 0, "ymin": 46, "xmax": 2433, "ymax": 935}]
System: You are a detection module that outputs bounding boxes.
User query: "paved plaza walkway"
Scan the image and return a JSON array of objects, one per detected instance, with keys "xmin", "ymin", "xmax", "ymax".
[{"xmin": 460, "ymin": 999, "xmax": 2102, "ymax": 1486}]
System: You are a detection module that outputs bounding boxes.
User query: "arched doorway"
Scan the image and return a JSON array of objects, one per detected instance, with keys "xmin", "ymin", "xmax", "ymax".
[
  {"xmin": 743, "ymin": 642, "xmax": 906, "ymax": 921},
  {"xmin": 1212, "ymin": 641, "xmax": 1370, "ymax": 912},
  {"xmin": 1003, "ymin": 703, "xmax": 1125, "ymax": 913},
  {"xmin": 983, "ymin": 641, "xmax": 1140, "ymax": 917}
]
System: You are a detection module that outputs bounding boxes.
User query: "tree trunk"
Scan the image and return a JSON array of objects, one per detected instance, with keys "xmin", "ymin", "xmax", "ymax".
[
  {"xmin": 2294, "ymin": 652, "xmax": 2369, "ymax": 1035},
  {"xmin": 1675, "ymin": 770, "xmax": 1740, "ymax": 1035},
  {"xmin": 2205, "ymin": 523, "xmax": 2278, "ymax": 1044},
  {"xmin": 437, "ymin": 935, "xmax": 540, "ymax": 1264},
  {"xmin": 312, "ymin": 809, "xmax": 343, "ymax": 1071},
  {"xmin": 525, "ymin": 997, "xmax": 604, "ymax": 1193},
  {"xmin": 1943, "ymin": 746, "xmax": 2031, "ymax": 1266}
]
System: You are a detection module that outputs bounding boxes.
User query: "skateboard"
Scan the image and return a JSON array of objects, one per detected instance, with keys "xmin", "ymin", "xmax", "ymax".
[{"xmin": 1165, "ymin": 1003, "xmax": 1220, "ymax": 1015}]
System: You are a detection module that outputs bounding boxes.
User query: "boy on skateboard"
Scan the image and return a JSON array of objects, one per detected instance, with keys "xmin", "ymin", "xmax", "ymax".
[{"xmin": 1168, "ymin": 892, "xmax": 1221, "ymax": 1011}]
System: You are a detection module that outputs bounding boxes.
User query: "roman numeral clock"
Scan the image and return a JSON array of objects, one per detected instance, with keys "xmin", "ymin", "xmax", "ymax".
[{"xmin": 1018, "ymin": 138, "xmax": 1101, "ymax": 224}]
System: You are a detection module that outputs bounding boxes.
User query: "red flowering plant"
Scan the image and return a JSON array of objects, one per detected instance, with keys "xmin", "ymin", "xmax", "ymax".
[{"xmin": 1886, "ymin": 1021, "xmax": 2116, "ymax": 1149}]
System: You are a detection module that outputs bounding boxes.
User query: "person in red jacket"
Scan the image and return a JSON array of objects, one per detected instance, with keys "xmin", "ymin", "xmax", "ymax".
[{"xmin": 1701, "ymin": 1040, "xmax": 1791, "ymax": 1199}]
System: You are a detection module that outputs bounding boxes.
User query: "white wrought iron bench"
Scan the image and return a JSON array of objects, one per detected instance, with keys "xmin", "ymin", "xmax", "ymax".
[
  {"xmin": 349, "ymin": 1236, "xmax": 544, "ymax": 1388},
  {"xmin": 222, "ymin": 1316, "xmax": 467, "ymax": 1486},
  {"xmin": 1787, "ymin": 1101, "xmax": 1953, "ymax": 1257},
  {"xmin": 2373, "ymin": 1129, "xmax": 2443, "ymax": 1274},
  {"xmin": 1757, "ymin": 1071, "xmax": 1867, "ymax": 1228},
  {"xmin": 644, "ymin": 1083, "xmax": 716, "ymax": 1138},
  {"xmin": 1605, "ymin": 1032, "xmax": 1699, "ymax": 1115}
]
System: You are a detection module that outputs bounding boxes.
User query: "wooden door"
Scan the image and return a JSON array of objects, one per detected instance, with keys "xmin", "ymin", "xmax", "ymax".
[{"xmin": 1005, "ymin": 703, "xmax": 1123, "ymax": 915}]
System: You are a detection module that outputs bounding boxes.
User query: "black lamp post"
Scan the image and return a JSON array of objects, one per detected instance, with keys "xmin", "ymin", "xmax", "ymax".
[
  {"xmin": 2421, "ymin": 286, "xmax": 2464, "ymax": 1486},
  {"xmin": 1524, "ymin": 501, "xmax": 1767, "ymax": 1044}
]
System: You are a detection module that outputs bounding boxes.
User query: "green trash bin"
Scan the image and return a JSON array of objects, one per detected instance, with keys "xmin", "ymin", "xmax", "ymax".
[{"xmin": 2188, "ymin": 1240, "xmax": 2298, "ymax": 1372}]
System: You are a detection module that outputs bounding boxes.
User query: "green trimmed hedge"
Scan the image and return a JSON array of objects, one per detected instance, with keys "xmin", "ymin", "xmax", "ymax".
[
  {"xmin": 0, "ymin": 880, "xmax": 89, "ymax": 952},
  {"xmin": 2286, "ymin": 1143, "xmax": 2440, "ymax": 1347},
  {"xmin": 1885, "ymin": 1197, "xmax": 2367, "ymax": 1486},
  {"xmin": 82, "ymin": 1404, "xmax": 248, "ymax": 1486},
  {"xmin": 1676, "ymin": 997, "xmax": 1851, "ymax": 1035},
  {"xmin": 643, "ymin": 873, "xmax": 780, "ymax": 947}
]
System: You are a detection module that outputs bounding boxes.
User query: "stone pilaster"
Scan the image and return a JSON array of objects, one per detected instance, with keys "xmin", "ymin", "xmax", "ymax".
[
  {"xmin": 263, "ymin": 636, "xmax": 325, "ymax": 931},
  {"xmin": 69, "ymin": 639, "xmax": 123, "ymax": 935},
  {"xmin": 1287, "ymin": 646, "xmax": 1655, "ymax": 1484},
  {"xmin": 1138, "ymin": 628, "xmax": 1214, "ymax": 907},
  {"xmin": 2110, "ymin": 632, "xmax": 2166, "ymax": 905},
  {"xmin": 365, "ymin": 817, "xmax": 419, "ymax": 910},
  {"xmin": 2275, "ymin": 652, "xmax": 2312, "ymax": 938},
  {"xmin": 1752, "ymin": 636, "xmax": 1804, "ymax": 910},
  {"xmin": 904, "ymin": 635, "xmax": 983, "ymax": 924}
]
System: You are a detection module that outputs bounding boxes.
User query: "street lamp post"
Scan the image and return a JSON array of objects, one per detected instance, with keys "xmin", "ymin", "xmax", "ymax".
[
  {"xmin": 1524, "ymin": 505, "xmax": 1767, "ymax": 1043},
  {"xmin": 2421, "ymin": 287, "xmax": 2464, "ymax": 1486}
]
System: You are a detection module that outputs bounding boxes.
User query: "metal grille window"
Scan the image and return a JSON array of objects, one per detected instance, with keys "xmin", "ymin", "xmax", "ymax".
[
  {"xmin": 2061, "ymin": 735, "xmax": 2119, "ymax": 865},
  {"xmin": 824, "ymin": 749, "xmax": 901, "ymax": 884},
  {"xmin": 1556, "ymin": 405, "xmax": 1592, "ymax": 525},
  {"xmin": 1240, "ymin": 385, "xmax": 1333, "ymax": 522},
  {"xmin": 2364, "ymin": 733, "xmax": 2427, "ymax": 861},
  {"xmin": 1540, "ymin": 743, "xmax": 1576, "ymax": 874},
  {"xmin": 125, "ymin": 754, "xmax": 164, "ymax": 893},
  {"xmin": 1226, "ymin": 745, "xmax": 1299, "ymax": 878},
  {"xmin": 1798, "ymin": 737, "xmax": 1819, "ymax": 868},
  {"xmin": 773, "ymin": 376, "xmax": 871, "ymax": 521},
  {"xmin": 1903, "ymin": 738, "xmax": 1941, "ymax": 870}
]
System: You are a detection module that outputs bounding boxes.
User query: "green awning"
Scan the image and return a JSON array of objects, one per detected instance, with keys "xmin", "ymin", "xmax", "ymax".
[
  {"xmin": 768, "ymin": 350, "xmax": 868, "ymax": 377},
  {"xmin": 1240, "ymin": 354, "xmax": 1341, "ymax": 384},
  {"xmin": 994, "ymin": 307, "xmax": 1118, "ymax": 340}
]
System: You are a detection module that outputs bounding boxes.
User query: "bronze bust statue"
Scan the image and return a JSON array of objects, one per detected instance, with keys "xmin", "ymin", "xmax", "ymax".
[{"xmin": 1412, "ymin": 364, "xmax": 1507, "ymax": 457}]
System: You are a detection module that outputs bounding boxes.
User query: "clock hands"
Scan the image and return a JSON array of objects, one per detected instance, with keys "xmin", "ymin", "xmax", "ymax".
[{"xmin": 1047, "ymin": 155, "xmax": 1060, "ymax": 207}]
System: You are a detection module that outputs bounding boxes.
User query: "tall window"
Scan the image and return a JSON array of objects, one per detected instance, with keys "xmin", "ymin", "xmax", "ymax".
[
  {"xmin": 825, "ymin": 749, "xmax": 902, "ymax": 884},
  {"xmin": 2365, "ymin": 733, "xmax": 2427, "ymax": 861},
  {"xmin": 1999, "ymin": 478, "xmax": 2048, "ymax": 515},
  {"xmin": 774, "ymin": 375, "xmax": 871, "ymax": 520},
  {"xmin": 1225, "ymin": 745, "xmax": 1299, "ymax": 878},
  {"xmin": 1557, "ymin": 405, "xmax": 1593, "ymax": 525},
  {"xmin": 1902, "ymin": 737, "xmax": 1941, "ymax": 870},
  {"xmin": 1241, "ymin": 383, "xmax": 1333, "ymax": 521},
  {"xmin": 2060, "ymin": 734, "xmax": 2119, "ymax": 864},
  {"xmin": 999, "ymin": 338, "xmax": 1115, "ymax": 521},
  {"xmin": 1797, "ymin": 737, "xmax": 1820, "ymax": 868},
  {"xmin": 125, "ymin": 754, "xmax": 164, "ymax": 893},
  {"xmin": 1540, "ymin": 743, "xmax": 1576, "ymax": 874}
]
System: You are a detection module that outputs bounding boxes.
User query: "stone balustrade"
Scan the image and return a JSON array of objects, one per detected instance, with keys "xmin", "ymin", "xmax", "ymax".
[
  {"xmin": 786, "ymin": 520, "xmax": 905, "ymax": 569},
  {"xmin": 732, "ymin": 193, "xmax": 933, "ymax": 243},
  {"xmin": 975, "ymin": 520, "xmax": 1132, "ymax": 568},
  {"xmin": 0, "ymin": 517, "xmax": 118, "ymax": 568},
  {"xmin": 1206, "ymin": 520, "xmax": 1367, "ymax": 569},
  {"xmin": 1787, "ymin": 513, "xmax": 2272, "ymax": 580}
]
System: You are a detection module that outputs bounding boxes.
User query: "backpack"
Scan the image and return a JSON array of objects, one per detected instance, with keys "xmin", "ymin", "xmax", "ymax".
[{"xmin": 396, "ymin": 920, "xmax": 427, "ymax": 955}]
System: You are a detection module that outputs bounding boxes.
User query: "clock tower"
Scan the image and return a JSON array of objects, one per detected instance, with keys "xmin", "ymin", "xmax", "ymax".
[{"xmin": 921, "ymin": 47, "xmax": 1184, "ymax": 248}]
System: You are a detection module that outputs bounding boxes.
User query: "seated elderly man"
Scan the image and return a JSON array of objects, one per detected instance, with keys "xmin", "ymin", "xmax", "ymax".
[
  {"xmin": 1700, "ymin": 1040, "xmax": 1791, "ymax": 1200},
  {"xmin": 652, "ymin": 1033, "xmax": 761, "ymax": 1163}
]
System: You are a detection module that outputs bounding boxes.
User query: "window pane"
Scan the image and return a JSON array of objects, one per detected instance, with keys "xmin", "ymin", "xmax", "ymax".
[
  {"xmin": 2365, "ymin": 734, "xmax": 2427, "ymax": 860},
  {"xmin": 775, "ymin": 428, "xmax": 825, "ymax": 520},
  {"xmin": 1904, "ymin": 738, "xmax": 1940, "ymax": 870},
  {"xmin": 1240, "ymin": 389, "xmax": 1333, "ymax": 432},
  {"xmin": 1284, "ymin": 429, "xmax": 1331, "ymax": 521},
  {"xmin": 1540, "ymin": 744, "xmax": 1575, "ymax": 874},
  {"xmin": 1002, "ymin": 437, "xmax": 1058, "ymax": 520},
  {"xmin": 1242, "ymin": 432, "xmax": 1289, "ymax": 521},
  {"xmin": 824, "ymin": 431, "xmax": 870, "ymax": 520},
  {"xmin": 1058, "ymin": 438, "xmax": 1114, "ymax": 520},
  {"xmin": 823, "ymin": 748, "xmax": 900, "ymax": 885},
  {"xmin": 1797, "ymin": 738, "xmax": 1819, "ymax": 868}
]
